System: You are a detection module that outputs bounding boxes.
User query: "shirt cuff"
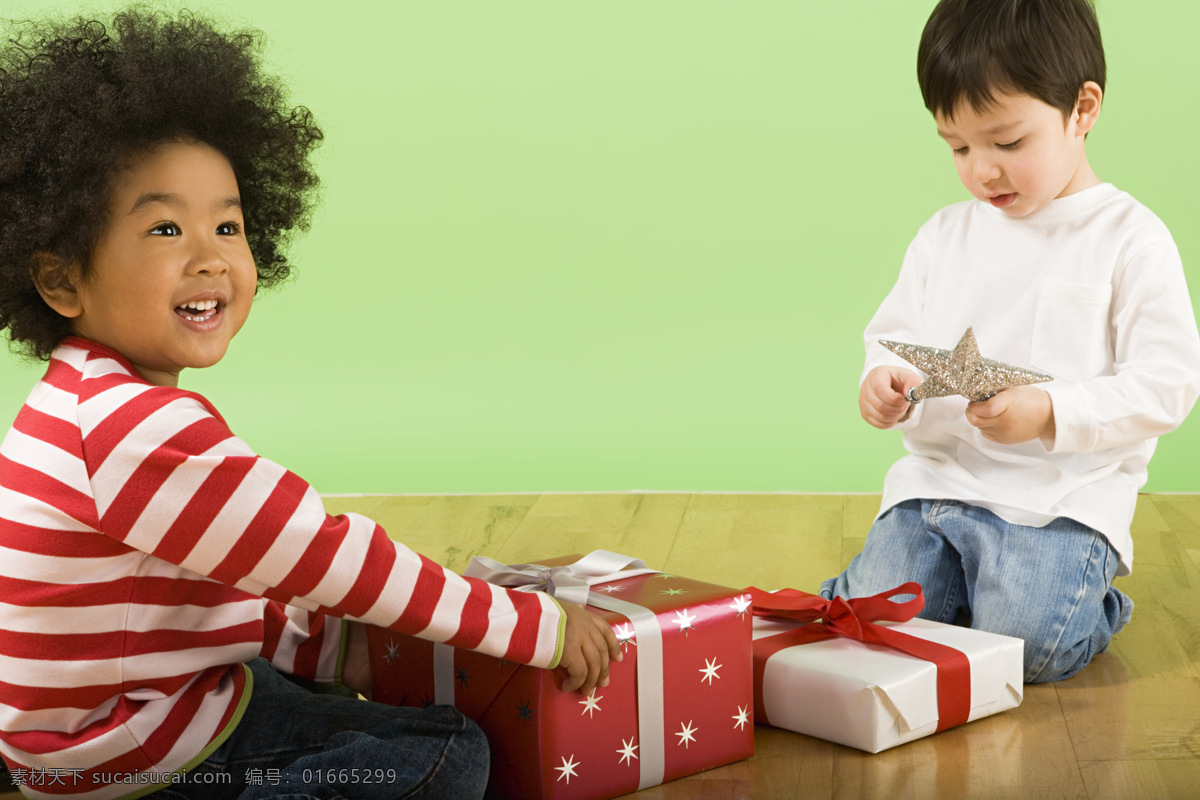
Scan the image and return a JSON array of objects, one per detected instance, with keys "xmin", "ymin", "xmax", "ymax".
[
  {"xmin": 548, "ymin": 596, "xmax": 567, "ymax": 669},
  {"xmin": 1042, "ymin": 383, "xmax": 1095, "ymax": 453}
]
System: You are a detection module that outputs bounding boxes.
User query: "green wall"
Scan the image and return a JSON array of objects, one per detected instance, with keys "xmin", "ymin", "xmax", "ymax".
[{"xmin": 3, "ymin": 1, "xmax": 1198, "ymax": 493}]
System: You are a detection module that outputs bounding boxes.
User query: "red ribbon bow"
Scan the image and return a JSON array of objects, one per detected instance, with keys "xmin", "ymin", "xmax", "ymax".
[{"xmin": 748, "ymin": 583, "xmax": 971, "ymax": 732}]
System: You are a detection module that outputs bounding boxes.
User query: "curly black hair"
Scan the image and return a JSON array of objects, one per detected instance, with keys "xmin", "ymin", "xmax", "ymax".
[{"xmin": 0, "ymin": 7, "xmax": 323, "ymax": 360}]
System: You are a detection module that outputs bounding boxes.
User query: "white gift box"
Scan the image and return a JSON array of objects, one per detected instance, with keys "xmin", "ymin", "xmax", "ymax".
[{"xmin": 753, "ymin": 616, "xmax": 1024, "ymax": 753}]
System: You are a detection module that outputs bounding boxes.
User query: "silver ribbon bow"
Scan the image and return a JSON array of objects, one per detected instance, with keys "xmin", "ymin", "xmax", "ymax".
[{"xmin": 463, "ymin": 549, "xmax": 660, "ymax": 605}]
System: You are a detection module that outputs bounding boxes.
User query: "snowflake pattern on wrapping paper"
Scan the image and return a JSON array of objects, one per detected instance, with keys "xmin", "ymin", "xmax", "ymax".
[
  {"xmin": 733, "ymin": 706, "xmax": 749, "ymax": 731},
  {"xmin": 730, "ymin": 594, "xmax": 752, "ymax": 618},
  {"xmin": 614, "ymin": 622, "xmax": 636, "ymax": 651},
  {"xmin": 617, "ymin": 737, "xmax": 639, "ymax": 766},
  {"xmin": 579, "ymin": 691, "xmax": 603, "ymax": 718},
  {"xmin": 661, "ymin": 587, "xmax": 688, "ymax": 596},
  {"xmin": 674, "ymin": 607, "xmax": 697, "ymax": 635},
  {"xmin": 699, "ymin": 657, "xmax": 722, "ymax": 685},
  {"xmin": 555, "ymin": 755, "xmax": 580, "ymax": 784},
  {"xmin": 515, "ymin": 699, "xmax": 535, "ymax": 724},
  {"xmin": 382, "ymin": 639, "xmax": 400, "ymax": 664},
  {"xmin": 675, "ymin": 720, "xmax": 698, "ymax": 749},
  {"xmin": 455, "ymin": 666, "xmax": 471, "ymax": 689}
]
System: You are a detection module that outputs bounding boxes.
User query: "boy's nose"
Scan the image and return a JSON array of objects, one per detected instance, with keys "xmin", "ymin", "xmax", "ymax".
[{"xmin": 971, "ymin": 155, "xmax": 1002, "ymax": 184}]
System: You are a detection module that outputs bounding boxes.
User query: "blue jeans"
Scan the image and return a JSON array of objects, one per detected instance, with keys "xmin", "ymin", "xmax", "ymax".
[
  {"xmin": 820, "ymin": 499, "xmax": 1132, "ymax": 683},
  {"xmin": 150, "ymin": 658, "xmax": 489, "ymax": 800}
]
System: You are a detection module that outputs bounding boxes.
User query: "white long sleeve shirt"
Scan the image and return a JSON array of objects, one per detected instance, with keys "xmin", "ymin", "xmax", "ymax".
[{"xmin": 865, "ymin": 183, "xmax": 1200, "ymax": 575}]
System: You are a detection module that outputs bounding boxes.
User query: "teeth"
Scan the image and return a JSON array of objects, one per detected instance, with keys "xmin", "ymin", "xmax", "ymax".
[{"xmin": 180, "ymin": 300, "xmax": 218, "ymax": 311}]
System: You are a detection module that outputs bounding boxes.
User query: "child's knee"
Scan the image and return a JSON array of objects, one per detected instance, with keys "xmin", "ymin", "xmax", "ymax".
[
  {"xmin": 1014, "ymin": 588, "xmax": 1132, "ymax": 684},
  {"xmin": 972, "ymin": 613, "xmax": 1099, "ymax": 684},
  {"xmin": 1019, "ymin": 616, "xmax": 1124, "ymax": 684},
  {"xmin": 1023, "ymin": 636, "xmax": 1092, "ymax": 683}
]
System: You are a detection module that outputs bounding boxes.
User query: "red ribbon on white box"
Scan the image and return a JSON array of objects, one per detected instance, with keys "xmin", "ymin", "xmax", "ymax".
[
  {"xmin": 462, "ymin": 550, "xmax": 668, "ymax": 791},
  {"xmin": 748, "ymin": 583, "xmax": 972, "ymax": 732}
]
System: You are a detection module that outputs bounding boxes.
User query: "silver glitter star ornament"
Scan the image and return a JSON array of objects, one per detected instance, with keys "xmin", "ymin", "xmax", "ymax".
[{"xmin": 879, "ymin": 327, "xmax": 1052, "ymax": 404}]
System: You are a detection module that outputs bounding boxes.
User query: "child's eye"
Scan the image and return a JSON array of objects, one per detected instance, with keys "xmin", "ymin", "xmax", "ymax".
[
  {"xmin": 952, "ymin": 146, "xmax": 969, "ymax": 157},
  {"xmin": 997, "ymin": 139, "xmax": 1022, "ymax": 151},
  {"xmin": 216, "ymin": 222, "xmax": 242, "ymax": 236},
  {"xmin": 150, "ymin": 223, "xmax": 180, "ymax": 236}
]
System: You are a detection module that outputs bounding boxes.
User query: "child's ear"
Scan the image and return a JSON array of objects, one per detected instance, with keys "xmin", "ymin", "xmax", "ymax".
[
  {"xmin": 1073, "ymin": 81, "xmax": 1103, "ymax": 135},
  {"xmin": 30, "ymin": 252, "xmax": 84, "ymax": 319}
]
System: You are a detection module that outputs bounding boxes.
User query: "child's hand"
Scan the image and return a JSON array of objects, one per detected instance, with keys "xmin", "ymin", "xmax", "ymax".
[
  {"xmin": 966, "ymin": 385, "xmax": 1055, "ymax": 445},
  {"xmin": 860, "ymin": 366, "xmax": 923, "ymax": 429},
  {"xmin": 556, "ymin": 601, "xmax": 622, "ymax": 695}
]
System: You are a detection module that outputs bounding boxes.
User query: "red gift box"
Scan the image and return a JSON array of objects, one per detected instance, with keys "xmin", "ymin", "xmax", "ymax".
[{"xmin": 367, "ymin": 551, "xmax": 754, "ymax": 800}]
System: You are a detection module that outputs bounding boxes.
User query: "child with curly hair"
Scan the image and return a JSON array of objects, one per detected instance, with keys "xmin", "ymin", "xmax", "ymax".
[{"xmin": 0, "ymin": 10, "xmax": 618, "ymax": 799}]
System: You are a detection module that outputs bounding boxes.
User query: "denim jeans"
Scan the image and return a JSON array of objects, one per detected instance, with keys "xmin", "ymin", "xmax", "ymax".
[
  {"xmin": 820, "ymin": 499, "xmax": 1132, "ymax": 683},
  {"xmin": 149, "ymin": 658, "xmax": 489, "ymax": 800}
]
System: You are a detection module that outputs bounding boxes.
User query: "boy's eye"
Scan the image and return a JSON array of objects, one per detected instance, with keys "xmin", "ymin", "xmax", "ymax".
[
  {"xmin": 150, "ymin": 223, "xmax": 180, "ymax": 236},
  {"xmin": 952, "ymin": 146, "xmax": 969, "ymax": 157},
  {"xmin": 216, "ymin": 222, "xmax": 242, "ymax": 236},
  {"xmin": 997, "ymin": 139, "xmax": 1022, "ymax": 151}
]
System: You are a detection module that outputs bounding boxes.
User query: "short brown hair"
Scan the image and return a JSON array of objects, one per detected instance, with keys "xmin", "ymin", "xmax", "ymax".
[{"xmin": 917, "ymin": 0, "xmax": 1105, "ymax": 120}]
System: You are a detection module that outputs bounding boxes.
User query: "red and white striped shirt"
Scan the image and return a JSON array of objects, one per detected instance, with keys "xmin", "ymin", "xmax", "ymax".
[{"xmin": 0, "ymin": 338, "xmax": 564, "ymax": 799}]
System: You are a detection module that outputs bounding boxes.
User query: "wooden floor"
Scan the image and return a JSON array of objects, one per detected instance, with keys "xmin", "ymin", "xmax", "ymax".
[{"xmin": 3, "ymin": 492, "xmax": 1196, "ymax": 800}]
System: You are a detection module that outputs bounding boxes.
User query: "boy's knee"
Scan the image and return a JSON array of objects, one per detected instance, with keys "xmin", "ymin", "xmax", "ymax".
[
  {"xmin": 1023, "ymin": 638, "xmax": 1091, "ymax": 684},
  {"xmin": 1015, "ymin": 588, "xmax": 1132, "ymax": 684},
  {"xmin": 973, "ymin": 615, "xmax": 1096, "ymax": 684}
]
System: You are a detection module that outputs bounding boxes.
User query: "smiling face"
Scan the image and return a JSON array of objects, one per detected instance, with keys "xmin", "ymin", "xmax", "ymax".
[
  {"xmin": 65, "ymin": 140, "xmax": 257, "ymax": 386},
  {"xmin": 935, "ymin": 85, "xmax": 1102, "ymax": 218}
]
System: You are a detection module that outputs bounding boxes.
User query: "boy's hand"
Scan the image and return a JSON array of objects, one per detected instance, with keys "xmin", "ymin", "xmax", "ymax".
[
  {"xmin": 556, "ymin": 601, "xmax": 622, "ymax": 695},
  {"xmin": 860, "ymin": 366, "xmax": 923, "ymax": 429},
  {"xmin": 966, "ymin": 386, "xmax": 1055, "ymax": 445}
]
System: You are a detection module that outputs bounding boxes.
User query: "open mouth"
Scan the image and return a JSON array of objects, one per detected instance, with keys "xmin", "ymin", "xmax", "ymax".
[
  {"xmin": 175, "ymin": 299, "xmax": 221, "ymax": 323},
  {"xmin": 988, "ymin": 193, "xmax": 1016, "ymax": 209}
]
